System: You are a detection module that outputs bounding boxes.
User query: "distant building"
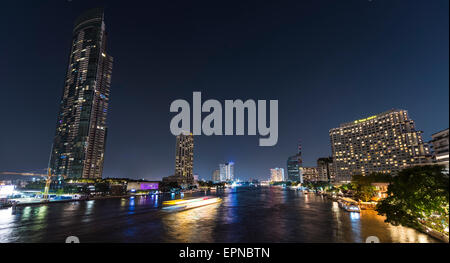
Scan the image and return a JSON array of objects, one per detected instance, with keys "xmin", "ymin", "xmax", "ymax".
[
  {"xmin": 270, "ymin": 168, "xmax": 285, "ymax": 182},
  {"xmin": 317, "ymin": 157, "xmax": 334, "ymax": 182},
  {"xmin": 430, "ymin": 128, "xmax": 449, "ymax": 172},
  {"xmin": 49, "ymin": 8, "xmax": 114, "ymax": 179},
  {"xmin": 301, "ymin": 167, "xmax": 319, "ymax": 182},
  {"xmin": 329, "ymin": 109, "xmax": 431, "ymax": 182},
  {"xmin": 287, "ymin": 142, "xmax": 303, "ymax": 183},
  {"xmin": 162, "ymin": 174, "xmax": 183, "ymax": 185},
  {"xmin": 212, "ymin": 169, "xmax": 220, "ymax": 183},
  {"xmin": 174, "ymin": 133, "xmax": 194, "ymax": 185},
  {"xmin": 126, "ymin": 181, "xmax": 159, "ymax": 192},
  {"xmin": 219, "ymin": 162, "xmax": 234, "ymax": 182}
]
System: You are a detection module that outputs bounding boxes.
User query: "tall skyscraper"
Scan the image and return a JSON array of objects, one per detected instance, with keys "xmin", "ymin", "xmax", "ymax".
[
  {"xmin": 49, "ymin": 8, "xmax": 113, "ymax": 179},
  {"xmin": 174, "ymin": 133, "xmax": 194, "ymax": 185},
  {"xmin": 287, "ymin": 142, "xmax": 303, "ymax": 182},
  {"xmin": 329, "ymin": 109, "xmax": 430, "ymax": 182},
  {"xmin": 219, "ymin": 162, "xmax": 234, "ymax": 182},
  {"xmin": 270, "ymin": 168, "xmax": 285, "ymax": 182}
]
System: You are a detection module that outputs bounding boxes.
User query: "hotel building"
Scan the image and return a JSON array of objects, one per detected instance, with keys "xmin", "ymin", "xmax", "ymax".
[
  {"xmin": 329, "ymin": 109, "xmax": 430, "ymax": 182},
  {"xmin": 49, "ymin": 8, "xmax": 113, "ymax": 178},
  {"xmin": 430, "ymin": 128, "xmax": 449, "ymax": 172}
]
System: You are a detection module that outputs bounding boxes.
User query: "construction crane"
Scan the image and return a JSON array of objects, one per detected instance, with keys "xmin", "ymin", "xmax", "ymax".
[
  {"xmin": 43, "ymin": 168, "xmax": 54, "ymax": 200},
  {"xmin": 1, "ymin": 169, "xmax": 54, "ymax": 200}
]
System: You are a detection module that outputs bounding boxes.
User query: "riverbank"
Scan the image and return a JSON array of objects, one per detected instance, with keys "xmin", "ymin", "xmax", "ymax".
[
  {"xmin": 3, "ymin": 194, "xmax": 133, "ymax": 208},
  {"xmin": 319, "ymin": 191, "xmax": 447, "ymax": 243},
  {"xmin": 418, "ymin": 223, "xmax": 449, "ymax": 243}
]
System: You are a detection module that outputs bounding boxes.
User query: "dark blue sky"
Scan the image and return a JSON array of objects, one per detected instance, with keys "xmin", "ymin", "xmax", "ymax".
[{"xmin": 0, "ymin": 0, "xmax": 448, "ymax": 181}]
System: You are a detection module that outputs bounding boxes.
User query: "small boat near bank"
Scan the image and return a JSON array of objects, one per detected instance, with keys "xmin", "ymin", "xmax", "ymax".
[{"xmin": 337, "ymin": 198, "xmax": 361, "ymax": 213}]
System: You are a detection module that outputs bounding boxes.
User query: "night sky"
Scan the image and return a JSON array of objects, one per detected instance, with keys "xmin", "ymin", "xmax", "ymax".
[{"xmin": 0, "ymin": 0, "xmax": 448, "ymax": 181}]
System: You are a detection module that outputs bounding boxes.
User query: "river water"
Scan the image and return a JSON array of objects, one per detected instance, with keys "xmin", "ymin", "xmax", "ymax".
[{"xmin": 0, "ymin": 186, "xmax": 438, "ymax": 243}]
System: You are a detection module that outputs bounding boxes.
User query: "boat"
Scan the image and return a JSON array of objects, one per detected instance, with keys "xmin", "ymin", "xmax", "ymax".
[
  {"xmin": 337, "ymin": 198, "xmax": 361, "ymax": 213},
  {"xmin": 162, "ymin": 196, "xmax": 222, "ymax": 211}
]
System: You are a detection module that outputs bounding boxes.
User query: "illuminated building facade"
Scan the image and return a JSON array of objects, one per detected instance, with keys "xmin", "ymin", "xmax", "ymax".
[
  {"xmin": 287, "ymin": 142, "xmax": 303, "ymax": 182},
  {"xmin": 430, "ymin": 128, "xmax": 449, "ymax": 171},
  {"xmin": 49, "ymin": 8, "xmax": 113, "ymax": 178},
  {"xmin": 329, "ymin": 109, "xmax": 430, "ymax": 182},
  {"xmin": 219, "ymin": 162, "xmax": 234, "ymax": 182},
  {"xmin": 317, "ymin": 157, "xmax": 334, "ymax": 182},
  {"xmin": 174, "ymin": 133, "xmax": 194, "ymax": 185},
  {"xmin": 301, "ymin": 167, "xmax": 319, "ymax": 182},
  {"xmin": 270, "ymin": 168, "xmax": 285, "ymax": 182}
]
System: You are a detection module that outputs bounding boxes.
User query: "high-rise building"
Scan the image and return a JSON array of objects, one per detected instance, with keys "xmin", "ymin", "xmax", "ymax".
[
  {"xmin": 329, "ymin": 109, "xmax": 430, "ymax": 182},
  {"xmin": 212, "ymin": 169, "xmax": 220, "ymax": 182},
  {"xmin": 219, "ymin": 162, "xmax": 234, "ymax": 182},
  {"xmin": 317, "ymin": 157, "xmax": 334, "ymax": 182},
  {"xmin": 49, "ymin": 8, "xmax": 113, "ymax": 179},
  {"xmin": 270, "ymin": 168, "xmax": 285, "ymax": 182},
  {"xmin": 174, "ymin": 133, "xmax": 194, "ymax": 185},
  {"xmin": 430, "ymin": 128, "xmax": 449, "ymax": 172},
  {"xmin": 287, "ymin": 142, "xmax": 303, "ymax": 182},
  {"xmin": 301, "ymin": 167, "xmax": 319, "ymax": 182}
]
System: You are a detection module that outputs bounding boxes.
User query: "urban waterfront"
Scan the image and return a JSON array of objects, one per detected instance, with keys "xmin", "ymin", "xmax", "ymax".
[{"xmin": 0, "ymin": 187, "xmax": 437, "ymax": 243}]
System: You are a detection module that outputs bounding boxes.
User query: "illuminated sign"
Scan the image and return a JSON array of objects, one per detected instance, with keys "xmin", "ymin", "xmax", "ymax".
[
  {"xmin": 353, "ymin": 115, "xmax": 377, "ymax": 124},
  {"xmin": 140, "ymin": 183, "xmax": 158, "ymax": 190}
]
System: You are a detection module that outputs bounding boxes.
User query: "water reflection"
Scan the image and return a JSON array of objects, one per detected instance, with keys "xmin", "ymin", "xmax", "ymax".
[
  {"xmin": 21, "ymin": 206, "xmax": 31, "ymax": 221},
  {"xmin": 128, "ymin": 197, "xmax": 135, "ymax": 215},
  {"xmin": 161, "ymin": 203, "xmax": 220, "ymax": 242},
  {"xmin": 0, "ymin": 187, "xmax": 440, "ymax": 243},
  {"xmin": 0, "ymin": 207, "xmax": 15, "ymax": 242}
]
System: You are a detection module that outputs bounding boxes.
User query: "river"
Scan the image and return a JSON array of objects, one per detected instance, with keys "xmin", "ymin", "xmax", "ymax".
[{"xmin": 0, "ymin": 186, "xmax": 438, "ymax": 243}]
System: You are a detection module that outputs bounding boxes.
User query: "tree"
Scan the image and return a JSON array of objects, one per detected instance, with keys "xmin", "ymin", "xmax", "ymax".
[
  {"xmin": 376, "ymin": 165, "xmax": 449, "ymax": 233},
  {"xmin": 351, "ymin": 173, "xmax": 392, "ymax": 202},
  {"xmin": 355, "ymin": 185, "xmax": 377, "ymax": 202}
]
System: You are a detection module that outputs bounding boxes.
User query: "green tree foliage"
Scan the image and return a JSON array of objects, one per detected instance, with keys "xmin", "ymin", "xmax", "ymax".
[
  {"xmin": 376, "ymin": 165, "xmax": 449, "ymax": 233},
  {"xmin": 355, "ymin": 185, "xmax": 377, "ymax": 202},
  {"xmin": 351, "ymin": 173, "xmax": 392, "ymax": 202}
]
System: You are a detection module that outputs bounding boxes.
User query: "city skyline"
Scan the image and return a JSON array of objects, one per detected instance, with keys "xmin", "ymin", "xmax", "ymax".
[{"xmin": 0, "ymin": 0, "xmax": 448, "ymax": 181}]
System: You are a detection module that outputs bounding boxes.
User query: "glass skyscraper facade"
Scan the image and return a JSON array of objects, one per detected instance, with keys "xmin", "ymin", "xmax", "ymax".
[
  {"xmin": 287, "ymin": 143, "xmax": 302, "ymax": 182},
  {"xmin": 49, "ymin": 8, "xmax": 113, "ymax": 179}
]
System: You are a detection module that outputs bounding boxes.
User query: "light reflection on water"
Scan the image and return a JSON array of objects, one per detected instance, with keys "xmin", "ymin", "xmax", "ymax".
[
  {"xmin": 0, "ymin": 208, "xmax": 15, "ymax": 242},
  {"xmin": 0, "ymin": 187, "xmax": 440, "ymax": 243},
  {"xmin": 162, "ymin": 203, "xmax": 220, "ymax": 242}
]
